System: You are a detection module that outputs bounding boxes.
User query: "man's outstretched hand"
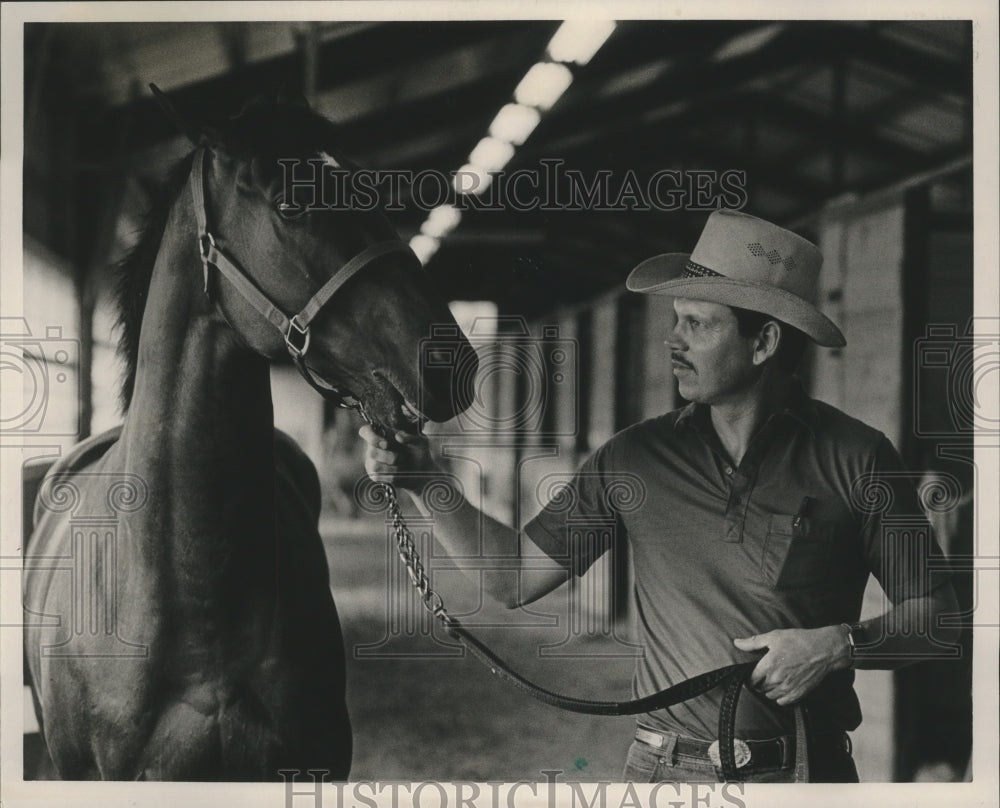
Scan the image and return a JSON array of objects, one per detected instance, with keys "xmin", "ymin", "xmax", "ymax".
[{"xmin": 359, "ymin": 425, "xmax": 437, "ymax": 493}]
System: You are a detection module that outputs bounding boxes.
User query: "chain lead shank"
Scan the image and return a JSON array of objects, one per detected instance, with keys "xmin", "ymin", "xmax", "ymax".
[{"xmin": 380, "ymin": 481, "xmax": 447, "ymax": 619}]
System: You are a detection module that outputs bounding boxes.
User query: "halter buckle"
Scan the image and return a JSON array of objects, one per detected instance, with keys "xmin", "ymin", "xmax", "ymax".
[
  {"xmin": 198, "ymin": 233, "xmax": 216, "ymax": 295},
  {"xmin": 285, "ymin": 316, "xmax": 311, "ymax": 358},
  {"xmin": 198, "ymin": 232, "xmax": 216, "ymax": 261}
]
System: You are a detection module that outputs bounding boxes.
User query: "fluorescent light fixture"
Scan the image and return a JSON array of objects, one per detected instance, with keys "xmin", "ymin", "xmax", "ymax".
[
  {"xmin": 712, "ymin": 24, "xmax": 785, "ymax": 62},
  {"xmin": 514, "ymin": 62, "xmax": 573, "ymax": 111},
  {"xmin": 547, "ymin": 20, "xmax": 616, "ymax": 66},
  {"xmin": 409, "ymin": 234, "xmax": 440, "ymax": 265},
  {"xmin": 489, "ymin": 103, "xmax": 541, "ymax": 146},
  {"xmin": 469, "ymin": 136, "xmax": 515, "ymax": 172},
  {"xmin": 453, "ymin": 163, "xmax": 492, "ymax": 195},
  {"xmin": 421, "ymin": 204, "xmax": 462, "ymax": 238}
]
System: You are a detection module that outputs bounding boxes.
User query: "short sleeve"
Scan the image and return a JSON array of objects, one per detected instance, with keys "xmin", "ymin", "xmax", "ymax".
[
  {"xmin": 522, "ymin": 444, "xmax": 621, "ymax": 576},
  {"xmin": 856, "ymin": 437, "xmax": 954, "ymax": 604}
]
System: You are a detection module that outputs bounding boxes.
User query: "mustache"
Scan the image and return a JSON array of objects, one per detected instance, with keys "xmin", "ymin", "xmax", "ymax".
[{"xmin": 671, "ymin": 353, "xmax": 694, "ymax": 369}]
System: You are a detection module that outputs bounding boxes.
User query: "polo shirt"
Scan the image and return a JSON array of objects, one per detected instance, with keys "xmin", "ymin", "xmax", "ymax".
[{"xmin": 524, "ymin": 382, "xmax": 951, "ymax": 740}]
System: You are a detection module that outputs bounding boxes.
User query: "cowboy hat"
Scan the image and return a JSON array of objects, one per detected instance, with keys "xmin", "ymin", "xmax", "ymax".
[{"xmin": 626, "ymin": 209, "xmax": 845, "ymax": 347}]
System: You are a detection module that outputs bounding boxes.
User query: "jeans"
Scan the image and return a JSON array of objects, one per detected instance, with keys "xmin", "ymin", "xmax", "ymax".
[{"xmin": 621, "ymin": 733, "xmax": 859, "ymax": 783}]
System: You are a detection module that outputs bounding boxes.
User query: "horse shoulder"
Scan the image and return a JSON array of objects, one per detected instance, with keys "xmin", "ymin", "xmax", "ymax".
[
  {"xmin": 28, "ymin": 426, "xmax": 124, "ymax": 542},
  {"xmin": 23, "ymin": 425, "xmax": 127, "ymax": 779}
]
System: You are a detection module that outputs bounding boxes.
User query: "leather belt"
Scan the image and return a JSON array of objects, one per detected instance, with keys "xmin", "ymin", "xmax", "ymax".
[
  {"xmin": 636, "ymin": 726, "xmax": 792, "ymax": 770},
  {"xmin": 635, "ymin": 725, "xmax": 850, "ymax": 772}
]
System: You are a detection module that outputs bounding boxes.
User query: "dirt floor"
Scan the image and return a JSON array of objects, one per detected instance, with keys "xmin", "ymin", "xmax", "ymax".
[{"xmin": 324, "ymin": 514, "xmax": 638, "ymax": 782}]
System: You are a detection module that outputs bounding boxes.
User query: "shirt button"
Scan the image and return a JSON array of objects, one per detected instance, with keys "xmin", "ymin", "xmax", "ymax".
[{"xmin": 725, "ymin": 466, "xmax": 734, "ymax": 475}]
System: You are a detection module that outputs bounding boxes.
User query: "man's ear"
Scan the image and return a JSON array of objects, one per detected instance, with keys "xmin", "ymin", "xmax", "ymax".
[
  {"xmin": 753, "ymin": 320, "xmax": 782, "ymax": 366},
  {"xmin": 149, "ymin": 84, "xmax": 223, "ymax": 147}
]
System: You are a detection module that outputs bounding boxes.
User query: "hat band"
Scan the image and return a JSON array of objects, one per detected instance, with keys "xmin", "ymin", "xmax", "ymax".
[{"xmin": 681, "ymin": 260, "xmax": 723, "ymax": 279}]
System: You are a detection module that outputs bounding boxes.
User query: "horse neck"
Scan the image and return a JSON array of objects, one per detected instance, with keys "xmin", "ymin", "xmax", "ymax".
[{"xmin": 119, "ymin": 190, "xmax": 279, "ymax": 546}]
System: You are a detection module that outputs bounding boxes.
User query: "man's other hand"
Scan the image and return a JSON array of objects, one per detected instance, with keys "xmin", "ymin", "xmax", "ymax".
[{"xmin": 732, "ymin": 626, "xmax": 851, "ymax": 706}]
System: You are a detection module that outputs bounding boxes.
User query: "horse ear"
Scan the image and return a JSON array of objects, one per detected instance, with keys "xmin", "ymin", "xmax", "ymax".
[{"xmin": 149, "ymin": 83, "xmax": 221, "ymax": 146}]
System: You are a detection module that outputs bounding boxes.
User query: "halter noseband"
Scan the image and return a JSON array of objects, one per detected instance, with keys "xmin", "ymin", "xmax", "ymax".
[{"xmin": 189, "ymin": 146, "xmax": 419, "ymax": 405}]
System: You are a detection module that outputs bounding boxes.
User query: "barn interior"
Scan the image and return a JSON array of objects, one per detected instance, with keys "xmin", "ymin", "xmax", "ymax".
[{"xmin": 16, "ymin": 17, "xmax": 976, "ymax": 783}]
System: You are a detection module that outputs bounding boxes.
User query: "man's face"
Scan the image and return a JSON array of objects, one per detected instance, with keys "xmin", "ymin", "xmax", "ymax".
[{"xmin": 668, "ymin": 298, "xmax": 759, "ymax": 404}]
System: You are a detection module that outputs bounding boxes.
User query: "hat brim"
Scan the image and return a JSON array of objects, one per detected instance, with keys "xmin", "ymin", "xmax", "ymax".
[{"xmin": 626, "ymin": 253, "xmax": 846, "ymax": 348}]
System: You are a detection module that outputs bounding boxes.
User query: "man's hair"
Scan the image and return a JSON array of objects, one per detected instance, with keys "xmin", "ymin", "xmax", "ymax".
[{"xmin": 730, "ymin": 306, "xmax": 809, "ymax": 373}]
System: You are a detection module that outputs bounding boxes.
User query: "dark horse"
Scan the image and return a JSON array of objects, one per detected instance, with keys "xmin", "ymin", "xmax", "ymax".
[{"xmin": 23, "ymin": 91, "xmax": 476, "ymax": 780}]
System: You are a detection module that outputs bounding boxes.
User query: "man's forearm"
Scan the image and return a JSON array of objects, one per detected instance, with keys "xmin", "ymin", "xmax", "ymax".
[
  {"xmin": 735, "ymin": 584, "xmax": 962, "ymax": 704},
  {"xmin": 850, "ymin": 586, "xmax": 961, "ymax": 670},
  {"xmin": 404, "ymin": 481, "xmax": 568, "ymax": 608},
  {"xmin": 359, "ymin": 424, "xmax": 570, "ymax": 608}
]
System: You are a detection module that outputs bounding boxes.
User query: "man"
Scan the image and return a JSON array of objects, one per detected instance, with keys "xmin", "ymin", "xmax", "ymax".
[{"xmin": 361, "ymin": 209, "xmax": 959, "ymax": 782}]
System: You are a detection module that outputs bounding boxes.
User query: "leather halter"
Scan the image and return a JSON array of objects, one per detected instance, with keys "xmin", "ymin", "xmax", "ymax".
[{"xmin": 189, "ymin": 146, "xmax": 419, "ymax": 405}]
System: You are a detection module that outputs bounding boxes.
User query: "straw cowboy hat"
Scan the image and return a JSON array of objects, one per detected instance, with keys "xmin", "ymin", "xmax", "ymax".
[{"xmin": 626, "ymin": 209, "xmax": 846, "ymax": 347}]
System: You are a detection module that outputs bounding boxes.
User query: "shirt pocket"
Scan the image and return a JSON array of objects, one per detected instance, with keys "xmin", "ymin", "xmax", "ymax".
[{"xmin": 761, "ymin": 513, "xmax": 835, "ymax": 589}]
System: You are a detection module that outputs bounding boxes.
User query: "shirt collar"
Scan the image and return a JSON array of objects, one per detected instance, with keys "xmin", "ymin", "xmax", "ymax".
[
  {"xmin": 675, "ymin": 401, "xmax": 708, "ymax": 432},
  {"xmin": 779, "ymin": 378, "xmax": 819, "ymax": 436},
  {"xmin": 674, "ymin": 377, "xmax": 819, "ymax": 437}
]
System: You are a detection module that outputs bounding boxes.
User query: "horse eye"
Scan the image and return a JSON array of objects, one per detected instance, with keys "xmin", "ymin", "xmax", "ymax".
[{"xmin": 276, "ymin": 197, "xmax": 308, "ymax": 220}]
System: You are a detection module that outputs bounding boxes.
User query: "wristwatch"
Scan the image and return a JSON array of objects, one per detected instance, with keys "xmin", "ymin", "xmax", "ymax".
[{"xmin": 840, "ymin": 622, "xmax": 867, "ymax": 662}]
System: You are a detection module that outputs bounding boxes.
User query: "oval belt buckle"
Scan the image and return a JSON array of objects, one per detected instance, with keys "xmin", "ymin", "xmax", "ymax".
[{"xmin": 708, "ymin": 738, "xmax": 752, "ymax": 769}]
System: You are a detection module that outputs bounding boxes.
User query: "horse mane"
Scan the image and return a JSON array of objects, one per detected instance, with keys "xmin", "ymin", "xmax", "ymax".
[
  {"xmin": 113, "ymin": 152, "xmax": 196, "ymax": 412},
  {"xmin": 113, "ymin": 95, "xmax": 361, "ymax": 412}
]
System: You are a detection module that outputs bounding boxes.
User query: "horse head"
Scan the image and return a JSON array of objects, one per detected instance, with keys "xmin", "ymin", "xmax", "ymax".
[{"xmin": 153, "ymin": 87, "xmax": 478, "ymax": 434}]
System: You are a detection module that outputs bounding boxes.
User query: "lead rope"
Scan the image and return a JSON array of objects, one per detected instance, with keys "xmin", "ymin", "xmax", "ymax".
[{"xmin": 358, "ymin": 412, "xmax": 809, "ymax": 782}]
